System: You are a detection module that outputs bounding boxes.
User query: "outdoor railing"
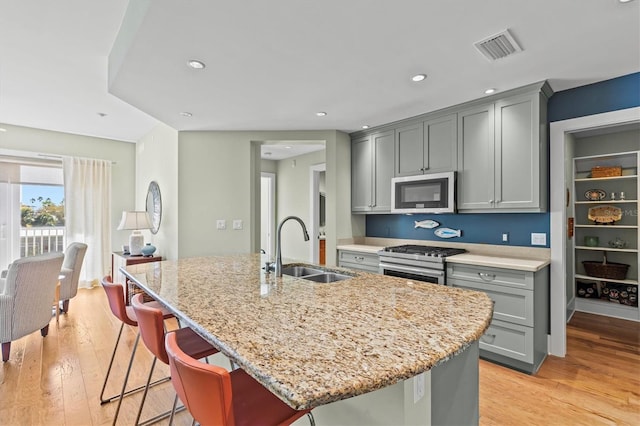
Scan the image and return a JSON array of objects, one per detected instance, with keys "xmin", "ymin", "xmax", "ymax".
[{"xmin": 20, "ymin": 226, "xmax": 65, "ymax": 257}]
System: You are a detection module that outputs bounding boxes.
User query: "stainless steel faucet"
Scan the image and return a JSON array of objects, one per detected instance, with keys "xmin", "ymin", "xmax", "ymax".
[{"xmin": 275, "ymin": 216, "xmax": 310, "ymax": 277}]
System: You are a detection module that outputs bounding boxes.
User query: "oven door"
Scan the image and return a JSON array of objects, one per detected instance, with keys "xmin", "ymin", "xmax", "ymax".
[{"xmin": 379, "ymin": 262, "xmax": 445, "ymax": 285}]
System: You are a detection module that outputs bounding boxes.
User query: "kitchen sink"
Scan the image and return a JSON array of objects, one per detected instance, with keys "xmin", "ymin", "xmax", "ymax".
[
  {"xmin": 301, "ymin": 272, "xmax": 351, "ymax": 283},
  {"xmin": 281, "ymin": 266, "xmax": 324, "ymax": 277},
  {"xmin": 281, "ymin": 264, "xmax": 352, "ymax": 283}
]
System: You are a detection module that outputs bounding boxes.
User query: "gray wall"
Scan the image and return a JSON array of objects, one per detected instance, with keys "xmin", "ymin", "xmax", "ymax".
[
  {"xmin": 136, "ymin": 122, "xmax": 180, "ymax": 260},
  {"xmin": 174, "ymin": 129, "xmax": 357, "ymax": 265}
]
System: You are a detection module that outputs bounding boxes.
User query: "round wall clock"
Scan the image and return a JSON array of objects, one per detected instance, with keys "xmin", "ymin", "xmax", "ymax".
[{"xmin": 146, "ymin": 181, "xmax": 162, "ymax": 234}]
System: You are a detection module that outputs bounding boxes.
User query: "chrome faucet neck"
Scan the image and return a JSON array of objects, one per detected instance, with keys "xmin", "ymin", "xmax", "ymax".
[{"xmin": 275, "ymin": 216, "xmax": 310, "ymax": 277}]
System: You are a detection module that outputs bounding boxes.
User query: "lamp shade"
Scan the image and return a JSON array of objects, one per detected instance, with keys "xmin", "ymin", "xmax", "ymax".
[{"xmin": 117, "ymin": 211, "xmax": 152, "ymax": 231}]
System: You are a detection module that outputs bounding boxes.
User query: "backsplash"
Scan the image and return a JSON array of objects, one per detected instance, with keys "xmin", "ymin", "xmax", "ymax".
[{"xmin": 366, "ymin": 213, "xmax": 550, "ymax": 247}]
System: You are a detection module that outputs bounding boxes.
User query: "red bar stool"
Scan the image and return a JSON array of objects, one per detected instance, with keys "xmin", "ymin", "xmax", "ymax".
[
  {"xmin": 99, "ymin": 276, "xmax": 173, "ymax": 424},
  {"xmin": 131, "ymin": 293, "xmax": 220, "ymax": 426},
  {"xmin": 165, "ymin": 331, "xmax": 316, "ymax": 426}
]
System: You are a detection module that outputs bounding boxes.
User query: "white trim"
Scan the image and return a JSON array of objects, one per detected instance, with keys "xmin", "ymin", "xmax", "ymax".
[
  {"xmin": 260, "ymin": 172, "xmax": 276, "ymax": 259},
  {"xmin": 549, "ymin": 106, "xmax": 640, "ymax": 357},
  {"xmin": 309, "ymin": 163, "xmax": 326, "ymax": 263}
]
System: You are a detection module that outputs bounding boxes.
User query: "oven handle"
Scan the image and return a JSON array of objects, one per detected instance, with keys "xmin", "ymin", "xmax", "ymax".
[{"xmin": 379, "ymin": 262, "xmax": 445, "ymax": 278}]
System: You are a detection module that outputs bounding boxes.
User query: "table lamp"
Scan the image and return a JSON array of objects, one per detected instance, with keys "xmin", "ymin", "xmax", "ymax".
[{"xmin": 117, "ymin": 211, "xmax": 152, "ymax": 256}]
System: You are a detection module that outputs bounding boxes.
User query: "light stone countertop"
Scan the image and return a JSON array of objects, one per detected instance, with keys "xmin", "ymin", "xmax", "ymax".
[
  {"xmin": 445, "ymin": 254, "xmax": 550, "ymax": 272},
  {"xmin": 336, "ymin": 244, "xmax": 385, "ymax": 254},
  {"xmin": 122, "ymin": 254, "xmax": 493, "ymax": 410}
]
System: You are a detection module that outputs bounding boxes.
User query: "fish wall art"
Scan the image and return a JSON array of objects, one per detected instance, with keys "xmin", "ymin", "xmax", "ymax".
[
  {"xmin": 434, "ymin": 228, "xmax": 462, "ymax": 239},
  {"xmin": 414, "ymin": 219, "xmax": 440, "ymax": 229}
]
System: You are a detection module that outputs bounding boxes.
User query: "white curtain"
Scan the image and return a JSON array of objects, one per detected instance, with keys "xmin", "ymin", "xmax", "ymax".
[{"xmin": 63, "ymin": 157, "xmax": 111, "ymax": 288}]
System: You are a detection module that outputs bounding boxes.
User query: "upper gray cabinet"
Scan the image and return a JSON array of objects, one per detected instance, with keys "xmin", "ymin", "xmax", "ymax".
[
  {"xmin": 395, "ymin": 114, "xmax": 457, "ymax": 177},
  {"xmin": 351, "ymin": 81, "xmax": 552, "ymax": 214},
  {"xmin": 351, "ymin": 130, "xmax": 395, "ymax": 213},
  {"xmin": 457, "ymin": 86, "xmax": 550, "ymax": 213}
]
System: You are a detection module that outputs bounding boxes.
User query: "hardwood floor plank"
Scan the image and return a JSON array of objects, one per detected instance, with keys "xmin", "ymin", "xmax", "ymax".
[{"xmin": 1, "ymin": 290, "xmax": 638, "ymax": 425}]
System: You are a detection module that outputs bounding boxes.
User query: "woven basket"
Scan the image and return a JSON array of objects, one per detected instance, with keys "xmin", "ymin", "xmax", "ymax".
[
  {"xmin": 591, "ymin": 166, "xmax": 622, "ymax": 178},
  {"xmin": 582, "ymin": 261, "xmax": 629, "ymax": 280}
]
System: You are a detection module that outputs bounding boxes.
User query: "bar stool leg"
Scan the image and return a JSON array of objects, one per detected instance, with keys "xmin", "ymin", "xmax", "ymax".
[{"xmin": 111, "ymin": 332, "xmax": 141, "ymax": 426}]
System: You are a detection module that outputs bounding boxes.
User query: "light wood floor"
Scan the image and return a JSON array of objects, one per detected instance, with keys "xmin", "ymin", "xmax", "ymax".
[{"xmin": 1, "ymin": 288, "xmax": 638, "ymax": 425}]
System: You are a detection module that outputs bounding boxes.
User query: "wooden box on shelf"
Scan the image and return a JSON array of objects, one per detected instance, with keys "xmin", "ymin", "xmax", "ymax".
[{"xmin": 591, "ymin": 166, "xmax": 622, "ymax": 178}]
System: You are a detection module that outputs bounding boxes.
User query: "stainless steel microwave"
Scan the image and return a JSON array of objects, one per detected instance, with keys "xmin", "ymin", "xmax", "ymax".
[{"xmin": 391, "ymin": 171, "xmax": 456, "ymax": 214}]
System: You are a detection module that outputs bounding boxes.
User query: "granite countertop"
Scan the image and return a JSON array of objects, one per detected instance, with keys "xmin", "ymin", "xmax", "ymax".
[
  {"xmin": 339, "ymin": 242, "xmax": 550, "ymax": 272},
  {"xmin": 122, "ymin": 254, "xmax": 493, "ymax": 410},
  {"xmin": 446, "ymin": 253, "xmax": 550, "ymax": 272},
  {"xmin": 336, "ymin": 244, "xmax": 385, "ymax": 254}
]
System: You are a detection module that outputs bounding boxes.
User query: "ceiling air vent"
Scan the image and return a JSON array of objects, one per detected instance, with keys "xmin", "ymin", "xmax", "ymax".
[{"xmin": 474, "ymin": 29, "xmax": 522, "ymax": 61}]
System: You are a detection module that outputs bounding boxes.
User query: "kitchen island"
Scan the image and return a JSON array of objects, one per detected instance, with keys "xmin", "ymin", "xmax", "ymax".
[{"xmin": 122, "ymin": 254, "xmax": 493, "ymax": 425}]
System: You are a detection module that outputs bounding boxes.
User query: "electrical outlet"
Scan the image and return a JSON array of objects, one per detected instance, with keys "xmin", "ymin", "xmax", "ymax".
[
  {"xmin": 216, "ymin": 220, "xmax": 226, "ymax": 230},
  {"xmin": 531, "ymin": 232, "xmax": 547, "ymax": 246},
  {"xmin": 502, "ymin": 233, "xmax": 509, "ymax": 242},
  {"xmin": 233, "ymin": 219, "xmax": 243, "ymax": 230}
]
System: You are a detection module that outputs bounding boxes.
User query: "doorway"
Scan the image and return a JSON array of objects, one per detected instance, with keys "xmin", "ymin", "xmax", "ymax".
[
  {"xmin": 309, "ymin": 163, "xmax": 326, "ymax": 263},
  {"xmin": 549, "ymin": 106, "xmax": 640, "ymax": 357},
  {"xmin": 260, "ymin": 172, "xmax": 276, "ymax": 259}
]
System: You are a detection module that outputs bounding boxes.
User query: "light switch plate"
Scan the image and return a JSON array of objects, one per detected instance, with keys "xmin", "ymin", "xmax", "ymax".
[
  {"xmin": 216, "ymin": 220, "xmax": 226, "ymax": 230},
  {"xmin": 233, "ymin": 219, "xmax": 243, "ymax": 230},
  {"xmin": 531, "ymin": 232, "xmax": 546, "ymax": 246}
]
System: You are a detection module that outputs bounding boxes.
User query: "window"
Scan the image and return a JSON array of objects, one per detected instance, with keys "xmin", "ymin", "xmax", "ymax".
[{"xmin": 0, "ymin": 156, "xmax": 64, "ymax": 268}]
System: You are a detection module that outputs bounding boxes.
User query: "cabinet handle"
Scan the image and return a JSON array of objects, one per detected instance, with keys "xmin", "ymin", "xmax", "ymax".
[
  {"xmin": 478, "ymin": 272, "xmax": 496, "ymax": 282},
  {"xmin": 355, "ymin": 256, "xmax": 365, "ymax": 262},
  {"xmin": 480, "ymin": 333, "xmax": 497, "ymax": 343},
  {"xmin": 489, "ymin": 199, "xmax": 494, "ymax": 204},
  {"xmin": 496, "ymin": 199, "xmax": 501, "ymax": 203}
]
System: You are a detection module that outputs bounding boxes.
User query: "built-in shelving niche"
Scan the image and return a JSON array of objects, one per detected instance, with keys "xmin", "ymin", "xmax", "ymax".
[{"xmin": 572, "ymin": 141, "xmax": 640, "ymax": 321}]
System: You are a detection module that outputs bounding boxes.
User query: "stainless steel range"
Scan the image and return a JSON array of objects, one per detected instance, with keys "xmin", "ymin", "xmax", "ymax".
[{"xmin": 378, "ymin": 244, "xmax": 466, "ymax": 284}]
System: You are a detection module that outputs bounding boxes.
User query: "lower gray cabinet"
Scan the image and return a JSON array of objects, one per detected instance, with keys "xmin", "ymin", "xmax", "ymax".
[
  {"xmin": 338, "ymin": 250, "xmax": 380, "ymax": 273},
  {"xmin": 447, "ymin": 263, "xmax": 549, "ymax": 374}
]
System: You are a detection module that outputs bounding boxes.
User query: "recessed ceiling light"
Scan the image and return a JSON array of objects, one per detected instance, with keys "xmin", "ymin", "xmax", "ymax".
[
  {"xmin": 619, "ymin": 0, "xmax": 634, "ymax": 3},
  {"xmin": 316, "ymin": 111, "xmax": 327, "ymax": 117},
  {"xmin": 180, "ymin": 112, "xmax": 193, "ymax": 117},
  {"xmin": 187, "ymin": 60, "xmax": 206, "ymax": 69},
  {"xmin": 285, "ymin": 146, "xmax": 292, "ymax": 149},
  {"xmin": 411, "ymin": 74, "xmax": 427, "ymax": 82},
  {"xmin": 362, "ymin": 125, "xmax": 370, "ymax": 129},
  {"xmin": 0, "ymin": 128, "xmax": 6, "ymax": 132},
  {"xmin": 97, "ymin": 112, "xmax": 107, "ymax": 117},
  {"xmin": 484, "ymin": 88, "xmax": 496, "ymax": 94}
]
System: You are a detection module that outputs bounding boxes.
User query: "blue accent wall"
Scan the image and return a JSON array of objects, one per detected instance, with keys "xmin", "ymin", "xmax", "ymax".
[
  {"xmin": 364, "ymin": 73, "xmax": 640, "ymax": 247},
  {"xmin": 548, "ymin": 72, "xmax": 640, "ymax": 122},
  {"xmin": 367, "ymin": 213, "xmax": 550, "ymax": 247}
]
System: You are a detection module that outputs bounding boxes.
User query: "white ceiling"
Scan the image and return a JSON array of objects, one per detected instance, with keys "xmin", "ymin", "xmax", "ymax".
[{"xmin": 1, "ymin": 0, "xmax": 638, "ymax": 147}]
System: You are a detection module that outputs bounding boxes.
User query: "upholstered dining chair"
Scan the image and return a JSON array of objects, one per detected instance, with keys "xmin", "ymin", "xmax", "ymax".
[
  {"xmin": 99, "ymin": 276, "xmax": 174, "ymax": 425},
  {"xmin": 131, "ymin": 293, "xmax": 220, "ymax": 426},
  {"xmin": 0, "ymin": 252, "xmax": 65, "ymax": 362},
  {"xmin": 165, "ymin": 331, "xmax": 315, "ymax": 426},
  {"xmin": 58, "ymin": 242, "xmax": 87, "ymax": 313}
]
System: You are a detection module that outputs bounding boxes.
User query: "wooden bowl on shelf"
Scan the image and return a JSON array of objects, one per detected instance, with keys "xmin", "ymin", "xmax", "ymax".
[{"xmin": 588, "ymin": 205, "xmax": 622, "ymax": 224}]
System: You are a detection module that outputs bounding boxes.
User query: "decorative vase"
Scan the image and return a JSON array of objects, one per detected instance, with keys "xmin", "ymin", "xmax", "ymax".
[
  {"xmin": 584, "ymin": 236, "xmax": 599, "ymax": 247},
  {"xmin": 141, "ymin": 243, "xmax": 156, "ymax": 257}
]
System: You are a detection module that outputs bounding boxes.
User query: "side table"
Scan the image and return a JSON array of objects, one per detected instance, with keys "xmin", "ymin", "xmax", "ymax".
[{"xmin": 111, "ymin": 251, "xmax": 162, "ymax": 304}]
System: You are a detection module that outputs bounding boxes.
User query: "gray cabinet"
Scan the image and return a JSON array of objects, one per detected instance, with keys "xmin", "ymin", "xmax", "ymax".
[
  {"xmin": 447, "ymin": 263, "xmax": 549, "ymax": 374},
  {"xmin": 351, "ymin": 130, "xmax": 395, "ymax": 213},
  {"xmin": 395, "ymin": 114, "xmax": 457, "ymax": 177},
  {"xmin": 457, "ymin": 104, "xmax": 495, "ymax": 210},
  {"xmin": 338, "ymin": 249, "xmax": 380, "ymax": 273},
  {"xmin": 457, "ymin": 89, "xmax": 549, "ymax": 213}
]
